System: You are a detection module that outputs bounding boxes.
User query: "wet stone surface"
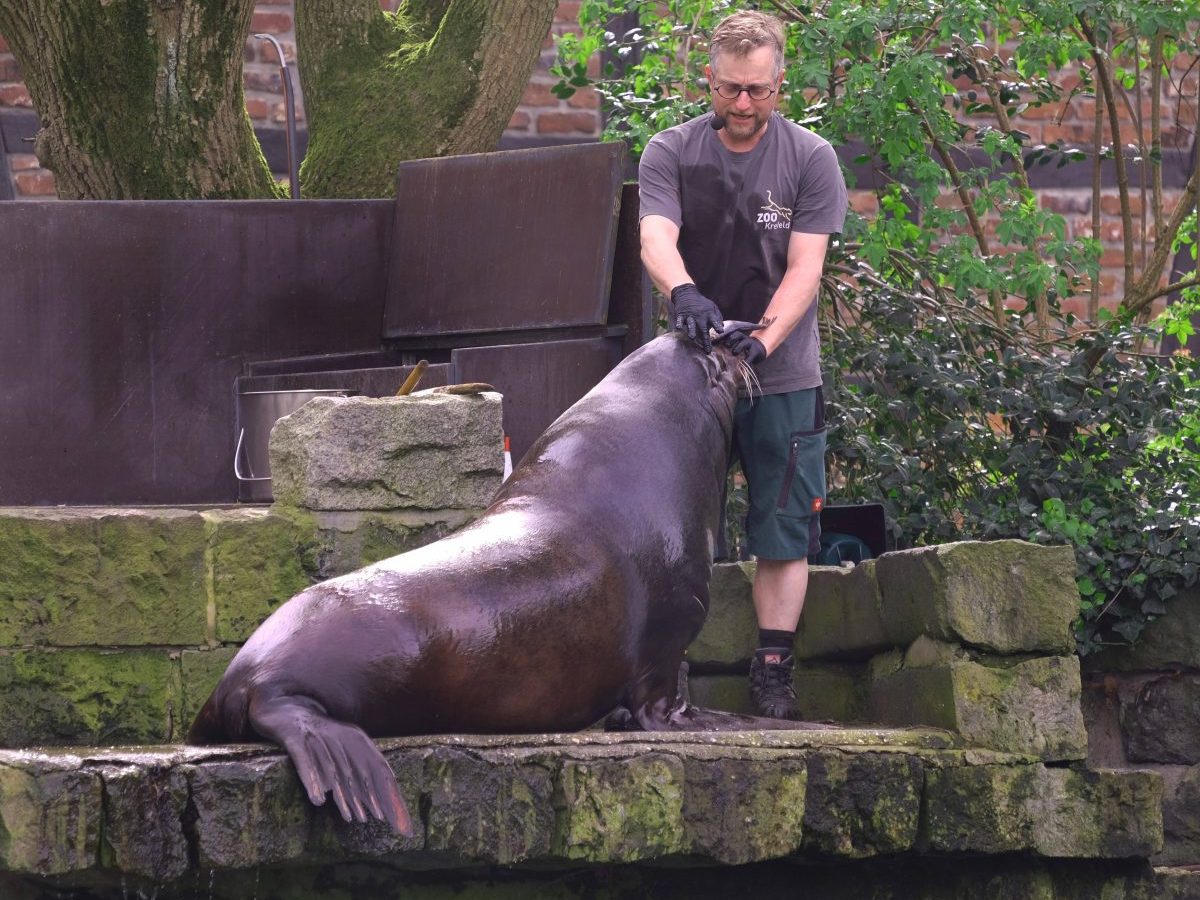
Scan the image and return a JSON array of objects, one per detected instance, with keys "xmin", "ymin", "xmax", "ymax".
[{"xmin": 0, "ymin": 729, "xmax": 1164, "ymax": 890}]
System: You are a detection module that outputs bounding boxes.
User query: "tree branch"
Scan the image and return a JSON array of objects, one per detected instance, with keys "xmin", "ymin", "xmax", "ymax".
[
  {"xmin": 1143, "ymin": 274, "xmax": 1200, "ymax": 305},
  {"xmin": 1126, "ymin": 162, "xmax": 1200, "ymax": 316},
  {"xmin": 1078, "ymin": 16, "xmax": 1135, "ymax": 289}
]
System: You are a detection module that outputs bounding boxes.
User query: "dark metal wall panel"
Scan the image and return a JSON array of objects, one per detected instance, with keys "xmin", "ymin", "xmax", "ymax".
[
  {"xmin": 236, "ymin": 363, "xmax": 452, "ymax": 398},
  {"xmin": 383, "ymin": 142, "xmax": 627, "ymax": 338},
  {"xmin": 0, "ymin": 200, "xmax": 392, "ymax": 505},
  {"xmin": 451, "ymin": 338, "xmax": 623, "ymax": 465},
  {"xmin": 606, "ymin": 182, "xmax": 654, "ymax": 356}
]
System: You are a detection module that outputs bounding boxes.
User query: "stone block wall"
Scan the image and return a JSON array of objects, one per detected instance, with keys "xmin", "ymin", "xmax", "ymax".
[
  {"xmin": 689, "ymin": 541, "xmax": 1089, "ymax": 762},
  {"xmin": 0, "ymin": 391, "xmax": 504, "ymax": 748},
  {"xmin": 1081, "ymin": 587, "xmax": 1200, "ymax": 868}
]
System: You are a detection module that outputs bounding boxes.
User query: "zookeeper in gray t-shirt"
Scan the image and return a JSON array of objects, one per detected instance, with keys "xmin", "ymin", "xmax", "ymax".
[{"xmin": 638, "ymin": 9, "xmax": 847, "ymax": 721}]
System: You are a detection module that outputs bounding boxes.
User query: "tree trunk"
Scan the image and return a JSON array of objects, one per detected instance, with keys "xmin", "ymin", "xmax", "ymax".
[
  {"xmin": 296, "ymin": 0, "xmax": 558, "ymax": 198},
  {"xmin": 0, "ymin": 0, "xmax": 280, "ymax": 199}
]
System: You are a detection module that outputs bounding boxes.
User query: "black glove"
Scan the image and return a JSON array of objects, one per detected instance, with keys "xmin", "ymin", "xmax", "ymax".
[
  {"xmin": 670, "ymin": 283, "xmax": 723, "ymax": 353},
  {"xmin": 714, "ymin": 320, "xmax": 767, "ymax": 365}
]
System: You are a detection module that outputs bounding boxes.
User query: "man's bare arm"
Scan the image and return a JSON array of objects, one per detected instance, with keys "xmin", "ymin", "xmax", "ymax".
[
  {"xmin": 755, "ymin": 231, "xmax": 831, "ymax": 356},
  {"xmin": 639, "ymin": 214, "xmax": 694, "ymax": 297}
]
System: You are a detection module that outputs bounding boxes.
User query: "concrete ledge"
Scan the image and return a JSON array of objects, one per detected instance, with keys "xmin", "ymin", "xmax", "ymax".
[{"xmin": 0, "ymin": 730, "xmax": 1162, "ymax": 887}]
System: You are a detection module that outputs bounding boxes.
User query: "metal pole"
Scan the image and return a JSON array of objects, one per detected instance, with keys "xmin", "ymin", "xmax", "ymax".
[{"xmin": 254, "ymin": 34, "xmax": 300, "ymax": 199}]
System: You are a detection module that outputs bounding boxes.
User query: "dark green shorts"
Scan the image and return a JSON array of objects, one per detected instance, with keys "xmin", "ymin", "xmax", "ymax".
[{"xmin": 732, "ymin": 386, "xmax": 827, "ymax": 560}]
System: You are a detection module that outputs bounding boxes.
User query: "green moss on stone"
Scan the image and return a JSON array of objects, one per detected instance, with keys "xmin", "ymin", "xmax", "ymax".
[
  {"xmin": 0, "ymin": 509, "xmax": 207, "ymax": 647},
  {"xmin": 689, "ymin": 562, "xmax": 757, "ymax": 665},
  {"xmin": 188, "ymin": 757, "xmax": 312, "ymax": 870},
  {"xmin": 554, "ymin": 755, "xmax": 687, "ymax": 862},
  {"xmin": 179, "ymin": 648, "xmax": 238, "ymax": 733},
  {"xmin": 422, "ymin": 747, "xmax": 554, "ymax": 864},
  {"xmin": 924, "ymin": 764, "xmax": 1163, "ymax": 858},
  {"xmin": 203, "ymin": 509, "xmax": 317, "ymax": 643},
  {"xmin": 797, "ymin": 562, "xmax": 890, "ymax": 661},
  {"xmin": 877, "ymin": 541, "xmax": 1078, "ymax": 654},
  {"xmin": 681, "ymin": 754, "xmax": 806, "ymax": 863},
  {"xmin": 0, "ymin": 762, "xmax": 102, "ymax": 875},
  {"xmin": 0, "ymin": 649, "xmax": 180, "ymax": 746},
  {"xmin": 802, "ymin": 750, "xmax": 922, "ymax": 857},
  {"xmin": 868, "ymin": 653, "xmax": 1087, "ymax": 761}
]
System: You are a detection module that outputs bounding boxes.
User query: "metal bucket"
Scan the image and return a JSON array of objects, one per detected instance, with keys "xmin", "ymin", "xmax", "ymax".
[{"xmin": 235, "ymin": 388, "xmax": 350, "ymax": 502}]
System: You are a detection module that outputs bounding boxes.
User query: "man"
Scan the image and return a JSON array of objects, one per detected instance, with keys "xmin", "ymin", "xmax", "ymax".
[{"xmin": 638, "ymin": 9, "xmax": 847, "ymax": 719}]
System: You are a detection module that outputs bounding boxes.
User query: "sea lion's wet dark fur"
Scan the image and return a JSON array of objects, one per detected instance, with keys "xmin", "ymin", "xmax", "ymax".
[{"xmin": 187, "ymin": 333, "xmax": 803, "ymax": 833}]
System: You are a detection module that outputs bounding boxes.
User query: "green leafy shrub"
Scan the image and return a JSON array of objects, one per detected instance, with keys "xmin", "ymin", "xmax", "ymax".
[{"xmin": 824, "ymin": 285, "xmax": 1200, "ymax": 652}]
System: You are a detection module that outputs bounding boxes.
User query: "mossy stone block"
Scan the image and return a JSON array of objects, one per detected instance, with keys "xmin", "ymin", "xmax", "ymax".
[
  {"xmin": 1027, "ymin": 767, "xmax": 1163, "ymax": 859},
  {"xmin": 0, "ymin": 508, "xmax": 207, "ymax": 647},
  {"xmin": 689, "ymin": 562, "xmax": 757, "ymax": 666},
  {"xmin": 422, "ymin": 746, "xmax": 554, "ymax": 864},
  {"xmin": 179, "ymin": 648, "xmax": 237, "ymax": 733},
  {"xmin": 795, "ymin": 663, "xmax": 868, "ymax": 722},
  {"xmin": 270, "ymin": 393, "xmax": 504, "ymax": 511},
  {"xmin": 554, "ymin": 754, "xmax": 687, "ymax": 862},
  {"xmin": 877, "ymin": 540, "xmax": 1078, "ymax": 654},
  {"xmin": 0, "ymin": 756, "xmax": 102, "ymax": 875},
  {"xmin": 1157, "ymin": 764, "xmax": 1200, "ymax": 866},
  {"xmin": 802, "ymin": 750, "xmax": 923, "ymax": 857},
  {"xmin": 99, "ymin": 765, "xmax": 189, "ymax": 881},
  {"xmin": 797, "ymin": 561, "xmax": 889, "ymax": 661},
  {"xmin": 308, "ymin": 509, "xmax": 479, "ymax": 579},
  {"xmin": 868, "ymin": 653, "xmax": 1087, "ymax": 761},
  {"xmin": 187, "ymin": 756, "xmax": 312, "ymax": 870},
  {"xmin": 687, "ymin": 673, "xmax": 750, "ymax": 714},
  {"xmin": 688, "ymin": 664, "xmax": 866, "ymax": 723},
  {"xmin": 925, "ymin": 764, "xmax": 1162, "ymax": 858},
  {"xmin": 204, "ymin": 508, "xmax": 316, "ymax": 643},
  {"xmin": 0, "ymin": 650, "xmax": 180, "ymax": 746},
  {"xmin": 681, "ymin": 754, "xmax": 806, "ymax": 863}
]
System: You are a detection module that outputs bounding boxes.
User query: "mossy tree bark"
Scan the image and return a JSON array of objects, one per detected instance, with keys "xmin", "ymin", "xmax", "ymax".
[
  {"xmin": 296, "ymin": 0, "xmax": 558, "ymax": 198},
  {"xmin": 0, "ymin": 0, "xmax": 282, "ymax": 199}
]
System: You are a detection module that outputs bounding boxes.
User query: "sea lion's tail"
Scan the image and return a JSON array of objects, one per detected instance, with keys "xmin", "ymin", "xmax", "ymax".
[{"xmin": 185, "ymin": 692, "xmax": 226, "ymax": 744}]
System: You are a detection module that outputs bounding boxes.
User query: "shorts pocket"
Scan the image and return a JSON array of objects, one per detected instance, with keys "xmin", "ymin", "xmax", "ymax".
[{"xmin": 776, "ymin": 426, "xmax": 827, "ymax": 517}]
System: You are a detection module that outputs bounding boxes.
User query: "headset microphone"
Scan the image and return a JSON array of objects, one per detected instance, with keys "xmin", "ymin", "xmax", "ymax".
[{"xmin": 710, "ymin": 114, "xmax": 726, "ymax": 131}]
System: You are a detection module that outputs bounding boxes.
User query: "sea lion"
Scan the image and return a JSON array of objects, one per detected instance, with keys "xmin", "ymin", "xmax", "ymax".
[{"xmin": 187, "ymin": 332, "xmax": 781, "ymax": 834}]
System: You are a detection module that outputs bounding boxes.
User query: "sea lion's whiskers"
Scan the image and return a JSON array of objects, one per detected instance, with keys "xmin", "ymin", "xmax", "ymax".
[{"xmin": 738, "ymin": 358, "xmax": 762, "ymax": 400}]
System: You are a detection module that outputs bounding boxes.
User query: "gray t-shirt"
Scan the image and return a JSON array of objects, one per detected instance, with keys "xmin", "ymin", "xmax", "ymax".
[{"xmin": 639, "ymin": 112, "xmax": 847, "ymax": 394}]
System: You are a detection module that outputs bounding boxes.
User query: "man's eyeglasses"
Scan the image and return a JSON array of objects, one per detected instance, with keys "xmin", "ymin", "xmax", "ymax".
[{"xmin": 712, "ymin": 82, "xmax": 776, "ymax": 101}]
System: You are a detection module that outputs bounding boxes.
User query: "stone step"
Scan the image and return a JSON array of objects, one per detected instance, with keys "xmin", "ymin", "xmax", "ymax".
[{"xmin": 0, "ymin": 730, "xmax": 1161, "ymax": 888}]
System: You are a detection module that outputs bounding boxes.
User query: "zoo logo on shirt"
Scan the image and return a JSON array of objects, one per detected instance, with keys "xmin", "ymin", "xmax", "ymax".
[{"xmin": 756, "ymin": 190, "xmax": 792, "ymax": 231}]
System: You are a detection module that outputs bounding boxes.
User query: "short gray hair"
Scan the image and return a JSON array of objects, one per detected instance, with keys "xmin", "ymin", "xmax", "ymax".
[{"xmin": 709, "ymin": 10, "xmax": 786, "ymax": 75}]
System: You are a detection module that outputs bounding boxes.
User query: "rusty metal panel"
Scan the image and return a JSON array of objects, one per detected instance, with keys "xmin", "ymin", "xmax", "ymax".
[
  {"xmin": 0, "ymin": 200, "xmax": 392, "ymax": 505},
  {"xmin": 451, "ymin": 338, "xmax": 623, "ymax": 465},
  {"xmin": 383, "ymin": 142, "xmax": 627, "ymax": 338}
]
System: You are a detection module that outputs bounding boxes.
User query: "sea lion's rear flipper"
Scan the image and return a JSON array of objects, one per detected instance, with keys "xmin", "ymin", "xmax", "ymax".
[
  {"xmin": 666, "ymin": 704, "xmax": 828, "ymax": 731},
  {"xmin": 627, "ymin": 662, "xmax": 827, "ymax": 732},
  {"xmin": 249, "ymin": 695, "xmax": 412, "ymax": 835}
]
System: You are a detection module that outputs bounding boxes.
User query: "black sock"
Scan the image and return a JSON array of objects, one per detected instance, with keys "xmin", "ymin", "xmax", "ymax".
[{"xmin": 758, "ymin": 628, "xmax": 795, "ymax": 651}]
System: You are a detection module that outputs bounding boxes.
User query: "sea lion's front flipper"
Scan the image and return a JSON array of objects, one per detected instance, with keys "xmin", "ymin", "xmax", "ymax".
[{"xmin": 249, "ymin": 694, "xmax": 412, "ymax": 835}]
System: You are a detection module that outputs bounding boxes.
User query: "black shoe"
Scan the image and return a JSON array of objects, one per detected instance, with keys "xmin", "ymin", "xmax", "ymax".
[{"xmin": 749, "ymin": 648, "xmax": 799, "ymax": 720}]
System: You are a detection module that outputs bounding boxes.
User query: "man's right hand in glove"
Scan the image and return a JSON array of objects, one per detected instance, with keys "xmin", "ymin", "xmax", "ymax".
[
  {"xmin": 713, "ymin": 320, "xmax": 767, "ymax": 366},
  {"xmin": 670, "ymin": 283, "xmax": 723, "ymax": 353}
]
